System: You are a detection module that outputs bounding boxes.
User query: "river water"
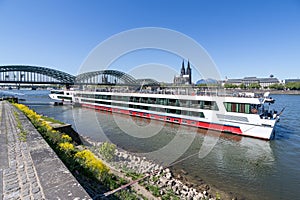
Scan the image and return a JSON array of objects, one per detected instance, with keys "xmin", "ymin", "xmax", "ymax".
[{"xmin": 4, "ymin": 90, "xmax": 300, "ymax": 200}]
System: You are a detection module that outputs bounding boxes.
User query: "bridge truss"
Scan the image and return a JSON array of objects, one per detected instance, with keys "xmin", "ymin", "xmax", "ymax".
[{"xmin": 0, "ymin": 65, "xmax": 75, "ymax": 84}]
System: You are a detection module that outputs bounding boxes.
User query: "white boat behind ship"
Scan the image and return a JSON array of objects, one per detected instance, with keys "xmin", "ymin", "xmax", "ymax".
[{"xmin": 49, "ymin": 90, "xmax": 74, "ymax": 102}]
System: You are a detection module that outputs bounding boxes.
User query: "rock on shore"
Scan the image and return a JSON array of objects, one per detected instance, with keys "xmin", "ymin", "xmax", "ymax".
[{"xmin": 83, "ymin": 137, "xmax": 218, "ymax": 200}]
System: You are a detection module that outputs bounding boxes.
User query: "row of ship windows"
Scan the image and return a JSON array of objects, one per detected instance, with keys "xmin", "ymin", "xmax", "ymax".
[
  {"xmin": 81, "ymin": 99, "xmax": 205, "ymax": 118},
  {"xmin": 224, "ymin": 102, "xmax": 259, "ymax": 114},
  {"xmin": 75, "ymin": 94, "xmax": 219, "ymax": 111}
]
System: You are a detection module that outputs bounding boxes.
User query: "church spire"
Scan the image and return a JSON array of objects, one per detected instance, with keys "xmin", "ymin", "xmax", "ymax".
[
  {"xmin": 187, "ymin": 60, "xmax": 191, "ymax": 69},
  {"xmin": 181, "ymin": 60, "xmax": 186, "ymax": 76},
  {"xmin": 186, "ymin": 60, "xmax": 192, "ymax": 84}
]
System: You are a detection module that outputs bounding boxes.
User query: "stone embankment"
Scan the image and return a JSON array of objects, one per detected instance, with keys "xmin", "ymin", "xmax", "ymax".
[
  {"xmin": 0, "ymin": 101, "xmax": 91, "ymax": 200},
  {"xmin": 85, "ymin": 137, "xmax": 217, "ymax": 200}
]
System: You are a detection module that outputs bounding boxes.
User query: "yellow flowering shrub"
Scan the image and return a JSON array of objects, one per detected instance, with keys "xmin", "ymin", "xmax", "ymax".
[
  {"xmin": 75, "ymin": 149, "xmax": 109, "ymax": 177},
  {"xmin": 59, "ymin": 142, "xmax": 75, "ymax": 152},
  {"xmin": 61, "ymin": 134, "xmax": 72, "ymax": 142},
  {"xmin": 13, "ymin": 103, "xmax": 117, "ymax": 191},
  {"xmin": 13, "ymin": 103, "xmax": 42, "ymax": 122},
  {"xmin": 41, "ymin": 120, "xmax": 53, "ymax": 131},
  {"xmin": 13, "ymin": 103, "xmax": 56, "ymax": 139}
]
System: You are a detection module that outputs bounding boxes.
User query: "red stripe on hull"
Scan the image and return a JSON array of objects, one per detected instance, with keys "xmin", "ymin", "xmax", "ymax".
[{"xmin": 81, "ymin": 104, "xmax": 243, "ymax": 136}]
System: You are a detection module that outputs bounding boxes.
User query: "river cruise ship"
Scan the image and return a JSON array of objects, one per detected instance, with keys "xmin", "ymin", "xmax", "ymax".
[{"xmin": 49, "ymin": 88, "xmax": 281, "ymax": 140}]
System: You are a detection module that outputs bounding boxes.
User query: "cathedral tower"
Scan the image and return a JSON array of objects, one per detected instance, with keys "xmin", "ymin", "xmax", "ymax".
[
  {"xmin": 186, "ymin": 60, "xmax": 192, "ymax": 84},
  {"xmin": 181, "ymin": 60, "xmax": 185, "ymax": 76}
]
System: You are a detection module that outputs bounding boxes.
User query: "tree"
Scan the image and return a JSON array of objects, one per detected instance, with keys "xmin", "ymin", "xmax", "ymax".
[
  {"xmin": 239, "ymin": 83, "xmax": 247, "ymax": 89},
  {"xmin": 269, "ymin": 83, "xmax": 284, "ymax": 90},
  {"xmin": 248, "ymin": 83, "xmax": 261, "ymax": 89},
  {"xmin": 285, "ymin": 82, "xmax": 300, "ymax": 90},
  {"xmin": 224, "ymin": 83, "xmax": 238, "ymax": 89}
]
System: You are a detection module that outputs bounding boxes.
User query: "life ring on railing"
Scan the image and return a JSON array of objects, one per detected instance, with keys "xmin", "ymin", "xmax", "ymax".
[{"xmin": 251, "ymin": 108, "xmax": 258, "ymax": 114}]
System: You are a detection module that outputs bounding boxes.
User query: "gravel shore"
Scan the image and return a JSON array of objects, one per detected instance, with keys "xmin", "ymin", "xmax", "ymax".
[{"xmin": 83, "ymin": 136, "xmax": 237, "ymax": 200}]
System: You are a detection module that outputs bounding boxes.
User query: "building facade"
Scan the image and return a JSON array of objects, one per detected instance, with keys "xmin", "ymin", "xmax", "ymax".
[
  {"xmin": 225, "ymin": 76, "xmax": 280, "ymax": 88},
  {"xmin": 284, "ymin": 79, "xmax": 300, "ymax": 84}
]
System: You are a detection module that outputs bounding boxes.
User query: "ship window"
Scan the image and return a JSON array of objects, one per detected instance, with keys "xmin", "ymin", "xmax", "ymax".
[
  {"xmin": 181, "ymin": 110, "xmax": 189, "ymax": 116},
  {"xmin": 199, "ymin": 101, "xmax": 204, "ymax": 109},
  {"xmin": 123, "ymin": 96, "xmax": 129, "ymax": 102},
  {"xmin": 149, "ymin": 98, "xmax": 156, "ymax": 104},
  {"xmin": 163, "ymin": 99, "xmax": 168, "ymax": 105},
  {"xmin": 169, "ymin": 99, "xmax": 176, "ymax": 105},
  {"xmin": 181, "ymin": 100, "xmax": 218, "ymax": 110},
  {"xmin": 202, "ymin": 101, "xmax": 219, "ymax": 110},
  {"xmin": 157, "ymin": 107, "xmax": 166, "ymax": 112},
  {"xmin": 240, "ymin": 104, "xmax": 245, "ymax": 113},
  {"xmin": 232, "ymin": 103, "xmax": 237, "ymax": 112},
  {"xmin": 187, "ymin": 111, "xmax": 205, "ymax": 118},
  {"xmin": 179, "ymin": 100, "xmax": 188, "ymax": 107},
  {"xmin": 199, "ymin": 112, "xmax": 205, "ymax": 118},
  {"xmin": 141, "ymin": 97, "xmax": 148, "ymax": 103},
  {"xmin": 245, "ymin": 104, "xmax": 251, "ymax": 114},
  {"xmin": 224, "ymin": 102, "xmax": 231, "ymax": 112},
  {"xmin": 190, "ymin": 100, "xmax": 198, "ymax": 108},
  {"xmin": 189, "ymin": 111, "xmax": 198, "ymax": 117},
  {"xmin": 167, "ymin": 109, "xmax": 176, "ymax": 114},
  {"xmin": 150, "ymin": 107, "xmax": 156, "ymax": 111}
]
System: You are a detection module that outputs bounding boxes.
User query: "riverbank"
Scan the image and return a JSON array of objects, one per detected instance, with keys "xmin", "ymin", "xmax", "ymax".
[
  {"xmin": 269, "ymin": 90, "xmax": 300, "ymax": 95},
  {"xmin": 0, "ymin": 101, "xmax": 91, "ymax": 199},
  {"xmin": 83, "ymin": 136, "xmax": 236, "ymax": 200},
  {"xmin": 224, "ymin": 88, "xmax": 300, "ymax": 95}
]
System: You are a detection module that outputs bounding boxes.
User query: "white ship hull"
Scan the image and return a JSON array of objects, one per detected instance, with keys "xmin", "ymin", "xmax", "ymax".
[{"xmin": 49, "ymin": 90, "xmax": 279, "ymax": 140}]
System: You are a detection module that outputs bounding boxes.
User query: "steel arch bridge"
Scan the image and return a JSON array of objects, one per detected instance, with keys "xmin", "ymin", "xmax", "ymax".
[
  {"xmin": 0, "ymin": 65, "xmax": 75, "ymax": 84},
  {"xmin": 0, "ymin": 65, "xmax": 160, "ymax": 87},
  {"xmin": 75, "ymin": 70, "xmax": 138, "ymax": 85}
]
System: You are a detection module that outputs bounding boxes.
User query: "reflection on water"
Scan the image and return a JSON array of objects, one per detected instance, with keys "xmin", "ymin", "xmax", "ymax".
[{"xmin": 12, "ymin": 90, "xmax": 300, "ymax": 200}]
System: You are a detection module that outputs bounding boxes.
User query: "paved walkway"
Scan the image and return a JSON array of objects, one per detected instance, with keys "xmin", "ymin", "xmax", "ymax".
[{"xmin": 0, "ymin": 101, "xmax": 91, "ymax": 200}]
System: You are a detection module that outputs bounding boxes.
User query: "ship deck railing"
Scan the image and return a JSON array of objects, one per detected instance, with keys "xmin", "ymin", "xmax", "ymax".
[{"xmin": 74, "ymin": 88, "xmax": 266, "ymax": 99}]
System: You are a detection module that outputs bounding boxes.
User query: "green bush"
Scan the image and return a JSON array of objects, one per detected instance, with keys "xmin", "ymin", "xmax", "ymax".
[
  {"xmin": 146, "ymin": 184, "xmax": 160, "ymax": 197},
  {"xmin": 99, "ymin": 142, "xmax": 116, "ymax": 162}
]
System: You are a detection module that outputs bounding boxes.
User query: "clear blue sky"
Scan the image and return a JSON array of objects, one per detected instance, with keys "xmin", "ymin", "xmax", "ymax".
[{"xmin": 0, "ymin": 0, "xmax": 299, "ymax": 82}]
